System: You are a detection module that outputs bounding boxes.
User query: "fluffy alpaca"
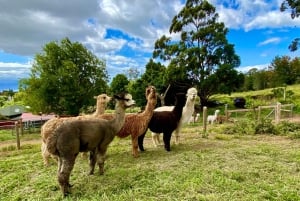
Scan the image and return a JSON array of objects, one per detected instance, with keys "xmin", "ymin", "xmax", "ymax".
[
  {"xmin": 117, "ymin": 86, "xmax": 157, "ymax": 157},
  {"xmin": 46, "ymin": 93, "xmax": 135, "ymax": 197},
  {"xmin": 188, "ymin": 113, "xmax": 200, "ymax": 124},
  {"xmin": 151, "ymin": 87, "xmax": 198, "ymax": 146},
  {"xmin": 41, "ymin": 94, "xmax": 111, "ymax": 166},
  {"xmin": 207, "ymin": 109, "xmax": 220, "ymax": 124},
  {"xmin": 138, "ymin": 93, "xmax": 186, "ymax": 152}
]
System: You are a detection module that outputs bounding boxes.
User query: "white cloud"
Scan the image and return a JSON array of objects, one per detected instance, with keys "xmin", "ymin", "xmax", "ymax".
[
  {"xmin": 258, "ymin": 37, "xmax": 281, "ymax": 46},
  {"xmin": 238, "ymin": 63, "xmax": 269, "ymax": 73}
]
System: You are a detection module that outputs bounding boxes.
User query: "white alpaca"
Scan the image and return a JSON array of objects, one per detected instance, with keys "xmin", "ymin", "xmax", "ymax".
[
  {"xmin": 152, "ymin": 87, "xmax": 198, "ymax": 146},
  {"xmin": 188, "ymin": 113, "xmax": 200, "ymax": 124},
  {"xmin": 207, "ymin": 109, "xmax": 220, "ymax": 124}
]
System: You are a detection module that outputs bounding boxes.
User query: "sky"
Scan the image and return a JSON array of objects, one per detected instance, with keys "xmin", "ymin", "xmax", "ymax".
[{"xmin": 0, "ymin": 0, "xmax": 300, "ymax": 91}]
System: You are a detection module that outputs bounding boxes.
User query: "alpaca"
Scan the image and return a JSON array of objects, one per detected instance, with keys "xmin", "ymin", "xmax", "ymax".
[
  {"xmin": 116, "ymin": 86, "xmax": 157, "ymax": 157},
  {"xmin": 188, "ymin": 113, "xmax": 200, "ymax": 124},
  {"xmin": 41, "ymin": 94, "xmax": 111, "ymax": 166},
  {"xmin": 151, "ymin": 87, "xmax": 198, "ymax": 146},
  {"xmin": 138, "ymin": 93, "xmax": 186, "ymax": 152},
  {"xmin": 46, "ymin": 93, "xmax": 135, "ymax": 197},
  {"xmin": 207, "ymin": 109, "xmax": 220, "ymax": 124}
]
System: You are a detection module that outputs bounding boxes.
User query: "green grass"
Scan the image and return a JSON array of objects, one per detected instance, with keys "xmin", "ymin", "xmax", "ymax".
[{"xmin": 0, "ymin": 124, "xmax": 300, "ymax": 201}]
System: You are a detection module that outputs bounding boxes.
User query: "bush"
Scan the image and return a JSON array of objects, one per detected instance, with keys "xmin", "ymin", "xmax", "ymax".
[{"xmin": 255, "ymin": 119, "xmax": 277, "ymax": 135}]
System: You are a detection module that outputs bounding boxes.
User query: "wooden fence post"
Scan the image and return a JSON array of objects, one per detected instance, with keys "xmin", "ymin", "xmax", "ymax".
[
  {"xmin": 275, "ymin": 102, "xmax": 281, "ymax": 124},
  {"xmin": 203, "ymin": 106, "xmax": 207, "ymax": 137},
  {"xmin": 15, "ymin": 120, "xmax": 20, "ymax": 150}
]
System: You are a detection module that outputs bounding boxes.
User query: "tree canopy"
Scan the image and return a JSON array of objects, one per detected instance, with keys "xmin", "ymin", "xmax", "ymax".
[
  {"xmin": 280, "ymin": 0, "xmax": 300, "ymax": 51},
  {"xmin": 153, "ymin": 0, "xmax": 241, "ymax": 106},
  {"xmin": 20, "ymin": 38, "xmax": 108, "ymax": 115}
]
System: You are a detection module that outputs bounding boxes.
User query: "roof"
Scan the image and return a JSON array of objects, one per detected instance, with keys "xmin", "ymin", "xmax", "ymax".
[
  {"xmin": 0, "ymin": 105, "xmax": 26, "ymax": 118},
  {"xmin": 12, "ymin": 112, "xmax": 56, "ymax": 122}
]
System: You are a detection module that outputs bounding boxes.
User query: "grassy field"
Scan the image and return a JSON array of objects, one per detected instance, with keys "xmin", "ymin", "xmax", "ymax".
[{"xmin": 0, "ymin": 123, "xmax": 300, "ymax": 201}]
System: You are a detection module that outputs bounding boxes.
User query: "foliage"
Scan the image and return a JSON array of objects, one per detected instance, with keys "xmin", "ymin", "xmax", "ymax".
[
  {"xmin": 255, "ymin": 119, "xmax": 278, "ymax": 135},
  {"xmin": 242, "ymin": 57, "xmax": 300, "ymax": 91},
  {"xmin": 127, "ymin": 59, "xmax": 166, "ymax": 107},
  {"xmin": 19, "ymin": 38, "xmax": 108, "ymax": 115},
  {"xmin": 153, "ymin": 0, "xmax": 241, "ymax": 107},
  {"xmin": 280, "ymin": 0, "xmax": 300, "ymax": 51},
  {"xmin": 110, "ymin": 74, "xmax": 129, "ymax": 94}
]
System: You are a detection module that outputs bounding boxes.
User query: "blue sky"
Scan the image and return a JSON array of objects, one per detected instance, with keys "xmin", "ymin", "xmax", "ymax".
[{"xmin": 0, "ymin": 0, "xmax": 299, "ymax": 91}]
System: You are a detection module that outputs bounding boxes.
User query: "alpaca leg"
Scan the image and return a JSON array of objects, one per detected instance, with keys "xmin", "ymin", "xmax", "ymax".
[
  {"xmin": 163, "ymin": 132, "xmax": 172, "ymax": 151},
  {"xmin": 152, "ymin": 133, "xmax": 160, "ymax": 147},
  {"xmin": 41, "ymin": 142, "xmax": 50, "ymax": 166},
  {"xmin": 57, "ymin": 157, "xmax": 76, "ymax": 197},
  {"xmin": 131, "ymin": 136, "xmax": 139, "ymax": 158},
  {"xmin": 89, "ymin": 149, "xmax": 97, "ymax": 175},
  {"xmin": 97, "ymin": 147, "xmax": 108, "ymax": 175},
  {"xmin": 174, "ymin": 126, "xmax": 181, "ymax": 145},
  {"xmin": 138, "ymin": 132, "xmax": 146, "ymax": 151}
]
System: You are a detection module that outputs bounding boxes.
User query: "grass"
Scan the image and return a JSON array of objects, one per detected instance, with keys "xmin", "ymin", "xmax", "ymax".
[{"xmin": 0, "ymin": 123, "xmax": 300, "ymax": 201}]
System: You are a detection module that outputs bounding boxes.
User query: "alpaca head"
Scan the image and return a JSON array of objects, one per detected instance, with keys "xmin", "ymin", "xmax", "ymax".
[
  {"xmin": 113, "ymin": 92, "xmax": 135, "ymax": 108},
  {"xmin": 146, "ymin": 85, "xmax": 157, "ymax": 100},
  {"xmin": 215, "ymin": 110, "xmax": 220, "ymax": 115},
  {"xmin": 186, "ymin": 87, "xmax": 198, "ymax": 102},
  {"xmin": 94, "ymin": 94, "xmax": 112, "ymax": 105}
]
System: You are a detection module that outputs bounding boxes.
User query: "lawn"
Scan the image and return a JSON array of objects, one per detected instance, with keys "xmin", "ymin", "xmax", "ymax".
[{"xmin": 0, "ymin": 123, "xmax": 300, "ymax": 201}]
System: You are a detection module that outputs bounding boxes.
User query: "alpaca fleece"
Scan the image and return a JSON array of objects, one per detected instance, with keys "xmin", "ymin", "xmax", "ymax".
[
  {"xmin": 138, "ymin": 93, "xmax": 186, "ymax": 152},
  {"xmin": 46, "ymin": 93, "xmax": 134, "ymax": 197}
]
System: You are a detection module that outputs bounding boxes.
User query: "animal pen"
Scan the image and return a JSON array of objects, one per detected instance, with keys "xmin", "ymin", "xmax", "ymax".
[{"xmin": 225, "ymin": 103, "xmax": 294, "ymax": 124}]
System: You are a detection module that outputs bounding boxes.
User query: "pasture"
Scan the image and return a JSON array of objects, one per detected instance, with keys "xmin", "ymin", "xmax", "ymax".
[{"xmin": 1, "ymin": 123, "xmax": 300, "ymax": 201}]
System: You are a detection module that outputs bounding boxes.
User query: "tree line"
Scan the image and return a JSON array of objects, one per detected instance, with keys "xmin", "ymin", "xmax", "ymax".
[{"xmin": 1, "ymin": 0, "xmax": 299, "ymax": 115}]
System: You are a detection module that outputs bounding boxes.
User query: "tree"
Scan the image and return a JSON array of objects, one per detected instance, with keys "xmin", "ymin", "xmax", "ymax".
[
  {"xmin": 110, "ymin": 74, "xmax": 129, "ymax": 94},
  {"xmin": 20, "ymin": 38, "xmax": 108, "ymax": 115},
  {"xmin": 153, "ymin": 0, "xmax": 240, "ymax": 106},
  {"xmin": 269, "ymin": 56, "xmax": 300, "ymax": 86},
  {"xmin": 280, "ymin": 0, "xmax": 300, "ymax": 51},
  {"xmin": 127, "ymin": 59, "xmax": 167, "ymax": 107}
]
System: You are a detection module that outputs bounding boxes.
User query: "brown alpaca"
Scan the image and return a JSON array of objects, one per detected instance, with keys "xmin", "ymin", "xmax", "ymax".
[
  {"xmin": 41, "ymin": 94, "xmax": 111, "ymax": 166},
  {"xmin": 99, "ymin": 86, "xmax": 157, "ymax": 157},
  {"xmin": 46, "ymin": 93, "xmax": 135, "ymax": 197},
  {"xmin": 117, "ymin": 86, "xmax": 157, "ymax": 157}
]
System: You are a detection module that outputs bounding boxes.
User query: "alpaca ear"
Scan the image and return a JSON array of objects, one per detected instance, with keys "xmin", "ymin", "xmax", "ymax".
[{"xmin": 94, "ymin": 96, "xmax": 97, "ymax": 99}]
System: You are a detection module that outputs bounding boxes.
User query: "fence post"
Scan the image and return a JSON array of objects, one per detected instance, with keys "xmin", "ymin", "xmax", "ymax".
[
  {"xmin": 203, "ymin": 106, "xmax": 207, "ymax": 137},
  {"xmin": 224, "ymin": 104, "xmax": 228, "ymax": 121},
  {"xmin": 275, "ymin": 102, "xmax": 281, "ymax": 124},
  {"xmin": 15, "ymin": 121, "xmax": 20, "ymax": 150},
  {"xmin": 258, "ymin": 106, "xmax": 261, "ymax": 122}
]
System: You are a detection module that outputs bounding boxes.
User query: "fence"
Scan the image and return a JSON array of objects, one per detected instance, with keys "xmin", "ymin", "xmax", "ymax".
[{"xmin": 224, "ymin": 103, "xmax": 294, "ymax": 124}]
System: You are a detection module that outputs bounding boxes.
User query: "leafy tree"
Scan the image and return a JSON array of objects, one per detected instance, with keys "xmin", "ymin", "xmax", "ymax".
[
  {"xmin": 153, "ymin": 0, "xmax": 240, "ymax": 106},
  {"xmin": 110, "ymin": 74, "xmax": 129, "ymax": 94},
  {"xmin": 20, "ymin": 38, "xmax": 108, "ymax": 115},
  {"xmin": 125, "ymin": 67, "xmax": 141, "ymax": 80},
  {"xmin": 269, "ymin": 56, "xmax": 300, "ymax": 86},
  {"xmin": 280, "ymin": 0, "xmax": 300, "ymax": 51},
  {"xmin": 127, "ymin": 59, "xmax": 166, "ymax": 107}
]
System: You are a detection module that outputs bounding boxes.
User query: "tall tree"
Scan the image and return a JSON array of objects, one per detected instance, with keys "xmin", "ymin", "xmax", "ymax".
[
  {"xmin": 20, "ymin": 38, "xmax": 108, "ymax": 115},
  {"xmin": 280, "ymin": 0, "xmax": 300, "ymax": 51},
  {"xmin": 127, "ymin": 59, "xmax": 166, "ymax": 107},
  {"xmin": 153, "ymin": 0, "xmax": 240, "ymax": 106},
  {"xmin": 110, "ymin": 74, "xmax": 129, "ymax": 94}
]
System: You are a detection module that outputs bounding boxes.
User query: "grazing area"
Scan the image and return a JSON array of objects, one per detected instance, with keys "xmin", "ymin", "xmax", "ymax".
[{"xmin": 1, "ymin": 122, "xmax": 300, "ymax": 200}]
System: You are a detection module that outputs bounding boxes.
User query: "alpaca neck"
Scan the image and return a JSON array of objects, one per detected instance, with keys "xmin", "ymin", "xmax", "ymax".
[
  {"xmin": 141, "ymin": 96, "xmax": 156, "ymax": 118},
  {"xmin": 111, "ymin": 102, "xmax": 126, "ymax": 133},
  {"xmin": 94, "ymin": 103, "xmax": 106, "ymax": 116}
]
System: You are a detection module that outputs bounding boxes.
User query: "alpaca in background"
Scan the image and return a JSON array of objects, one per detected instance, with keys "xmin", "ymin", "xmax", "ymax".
[
  {"xmin": 138, "ymin": 93, "xmax": 186, "ymax": 152},
  {"xmin": 207, "ymin": 109, "xmax": 220, "ymax": 124},
  {"xmin": 151, "ymin": 87, "xmax": 198, "ymax": 146},
  {"xmin": 46, "ymin": 93, "xmax": 135, "ymax": 197},
  {"xmin": 41, "ymin": 94, "xmax": 111, "ymax": 166},
  {"xmin": 188, "ymin": 113, "xmax": 200, "ymax": 124}
]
